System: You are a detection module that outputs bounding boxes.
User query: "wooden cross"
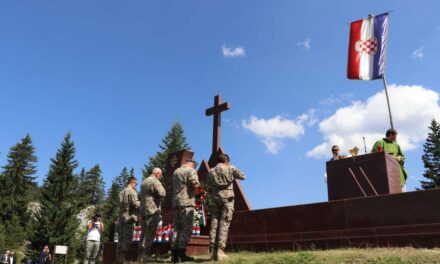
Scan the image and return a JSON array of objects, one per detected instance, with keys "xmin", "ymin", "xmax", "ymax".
[{"xmin": 205, "ymin": 95, "xmax": 230, "ymax": 154}]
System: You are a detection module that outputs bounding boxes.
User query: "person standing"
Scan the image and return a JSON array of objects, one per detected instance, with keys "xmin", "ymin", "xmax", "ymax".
[
  {"xmin": 138, "ymin": 167, "xmax": 166, "ymax": 263},
  {"xmin": 38, "ymin": 246, "xmax": 51, "ymax": 264},
  {"xmin": 172, "ymin": 160, "xmax": 199, "ymax": 263},
  {"xmin": 329, "ymin": 145, "xmax": 345, "ymax": 161},
  {"xmin": 1, "ymin": 251, "xmax": 10, "ymax": 264},
  {"xmin": 207, "ymin": 154, "xmax": 246, "ymax": 261},
  {"xmin": 117, "ymin": 176, "xmax": 140, "ymax": 264},
  {"xmin": 371, "ymin": 128, "xmax": 408, "ymax": 191},
  {"xmin": 84, "ymin": 212, "xmax": 104, "ymax": 264},
  {"xmin": 7, "ymin": 252, "xmax": 15, "ymax": 264}
]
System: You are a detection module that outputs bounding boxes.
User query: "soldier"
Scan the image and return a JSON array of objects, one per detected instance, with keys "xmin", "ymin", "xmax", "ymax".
[
  {"xmin": 172, "ymin": 160, "xmax": 200, "ymax": 263},
  {"xmin": 207, "ymin": 154, "xmax": 246, "ymax": 261},
  {"xmin": 117, "ymin": 176, "xmax": 140, "ymax": 264},
  {"xmin": 138, "ymin": 168, "xmax": 166, "ymax": 263}
]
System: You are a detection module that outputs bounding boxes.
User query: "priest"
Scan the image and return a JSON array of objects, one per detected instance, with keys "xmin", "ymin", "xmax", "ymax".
[{"xmin": 371, "ymin": 128, "xmax": 408, "ymax": 191}]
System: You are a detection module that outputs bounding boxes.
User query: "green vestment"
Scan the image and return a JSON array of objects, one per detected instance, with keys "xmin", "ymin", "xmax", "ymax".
[{"xmin": 371, "ymin": 138, "xmax": 408, "ymax": 185}]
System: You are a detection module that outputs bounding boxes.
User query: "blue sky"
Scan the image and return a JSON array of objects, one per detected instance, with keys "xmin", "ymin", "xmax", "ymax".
[{"xmin": 1, "ymin": 1, "xmax": 439, "ymax": 209}]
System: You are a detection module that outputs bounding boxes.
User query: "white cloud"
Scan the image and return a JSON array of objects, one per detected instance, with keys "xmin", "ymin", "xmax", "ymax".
[
  {"xmin": 297, "ymin": 38, "xmax": 311, "ymax": 50},
  {"xmin": 297, "ymin": 108, "xmax": 318, "ymax": 126},
  {"xmin": 411, "ymin": 47, "xmax": 424, "ymax": 60},
  {"xmin": 307, "ymin": 84, "xmax": 440, "ymax": 159},
  {"xmin": 319, "ymin": 95, "xmax": 340, "ymax": 106},
  {"xmin": 319, "ymin": 93, "xmax": 354, "ymax": 106},
  {"xmin": 242, "ymin": 111, "xmax": 316, "ymax": 154},
  {"xmin": 222, "ymin": 44, "xmax": 245, "ymax": 58}
]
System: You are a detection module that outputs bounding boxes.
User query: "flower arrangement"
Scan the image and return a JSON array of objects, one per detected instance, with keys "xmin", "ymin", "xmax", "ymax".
[
  {"xmin": 153, "ymin": 221, "xmax": 174, "ymax": 243},
  {"xmin": 193, "ymin": 185, "xmax": 207, "ymax": 235}
]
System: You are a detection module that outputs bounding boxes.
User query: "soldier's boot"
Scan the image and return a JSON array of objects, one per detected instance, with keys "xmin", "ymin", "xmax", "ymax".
[
  {"xmin": 143, "ymin": 255, "xmax": 156, "ymax": 262},
  {"xmin": 138, "ymin": 251, "xmax": 147, "ymax": 263},
  {"xmin": 178, "ymin": 248, "xmax": 195, "ymax": 262},
  {"xmin": 139, "ymin": 247, "xmax": 155, "ymax": 263},
  {"xmin": 209, "ymin": 244, "xmax": 217, "ymax": 261},
  {"xmin": 116, "ymin": 251, "xmax": 126, "ymax": 264},
  {"xmin": 137, "ymin": 248, "xmax": 144, "ymax": 263},
  {"xmin": 171, "ymin": 248, "xmax": 179, "ymax": 263},
  {"xmin": 217, "ymin": 248, "xmax": 229, "ymax": 261}
]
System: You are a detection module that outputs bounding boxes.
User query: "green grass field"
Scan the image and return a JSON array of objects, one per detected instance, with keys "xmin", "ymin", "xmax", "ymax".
[{"xmin": 135, "ymin": 248, "xmax": 440, "ymax": 264}]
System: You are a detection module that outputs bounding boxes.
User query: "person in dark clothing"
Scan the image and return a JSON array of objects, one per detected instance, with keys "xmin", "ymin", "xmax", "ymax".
[
  {"xmin": 38, "ymin": 246, "xmax": 51, "ymax": 264},
  {"xmin": 7, "ymin": 252, "xmax": 16, "ymax": 264}
]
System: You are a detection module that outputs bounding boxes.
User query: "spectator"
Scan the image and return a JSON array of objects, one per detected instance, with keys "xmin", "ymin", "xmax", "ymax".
[
  {"xmin": 330, "ymin": 145, "xmax": 345, "ymax": 161},
  {"xmin": 7, "ymin": 252, "xmax": 15, "ymax": 264},
  {"xmin": 1, "ymin": 250, "xmax": 10, "ymax": 264},
  {"xmin": 84, "ymin": 212, "xmax": 104, "ymax": 264},
  {"xmin": 38, "ymin": 245, "xmax": 51, "ymax": 264}
]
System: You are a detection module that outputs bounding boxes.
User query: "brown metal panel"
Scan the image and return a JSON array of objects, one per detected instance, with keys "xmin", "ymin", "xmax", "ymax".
[
  {"xmin": 345, "ymin": 189, "xmax": 440, "ymax": 228},
  {"xmin": 384, "ymin": 153, "xmax": 402, "ymax": 193},
  {"xmin": 228, "ymin": 190, "xmax": 440, "ymax": 251},
  {"xmin": 162, "ymin": 149, "xmax": 194, "ymax": 225},
  {"xmin": 327, "ymin": 152, "xmax": 401, "ymax": 201}
]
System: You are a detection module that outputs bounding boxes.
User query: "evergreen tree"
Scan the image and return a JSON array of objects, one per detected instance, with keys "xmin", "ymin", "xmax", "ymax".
[
  {"xmin": 0, "ymin": 223, "xmax": 5, "ymax": 251},
  {"xmin": 76, "ymin": 165, "xmax": 105, "ymax": 210},
  {"xmin": 129, "ymin": 167, "xmax": 136, "ymax": 178},
  {"xmin": 76, "ymin": 168, "xmax": 87, "ymax": 208},
  {"xmin": 101, "ymin": 181, "xmax": 120, "ymax": 242},
  {"xmin": 101, "ymin": 167, "xmax": 131, "ymax": 242},
  {"xmin": 142, "ymin": 122, "xmax": 189, "ymax": 178},
  {"xmin": 421, "ymin": 119, "xmax": 440, "ymax": 189},
  {"xmin": 3, "ymin": 214, "xmax": 26, "ymax": 249},
  {"xmin": 32, "ymin": 133, "xmax": 80, "ymax": 263},
  {"xmin": 0, "ymin": 135, "xmax": 38, "ymax": 252},
  {"xmin": 0, "ymin": 134, "xmax": 38, "ymax": 226},
  {"xmin": 116, "ymin": 167, "xmax": 130, "ymax": 190}
]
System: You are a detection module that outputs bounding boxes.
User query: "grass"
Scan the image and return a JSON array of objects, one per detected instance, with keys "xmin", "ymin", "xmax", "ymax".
[{"xmin": 131, "ymin": 248, "xmax": 440, "ymax": 264}]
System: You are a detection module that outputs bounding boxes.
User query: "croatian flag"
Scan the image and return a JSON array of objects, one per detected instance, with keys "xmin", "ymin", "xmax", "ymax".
[{"xmin": 347, "ymin": 13, "xmax": 389, "ymax": 80}]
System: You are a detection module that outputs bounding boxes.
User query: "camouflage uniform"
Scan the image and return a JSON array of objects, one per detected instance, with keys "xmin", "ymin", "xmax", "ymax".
[
  {"xmin": 207, "ymin": 163, "xmax": 246, "ymax": 250},
  {"xmin": 172, "ymin": 164, "xmax": 200, "ymax": 249},
  {"xmin": 117, "ymin": 186, "xmax": 140, "ymax": 261},
  {"xmin": 139, "ymin": 175, "xmax": 166, "ymax": 257}
]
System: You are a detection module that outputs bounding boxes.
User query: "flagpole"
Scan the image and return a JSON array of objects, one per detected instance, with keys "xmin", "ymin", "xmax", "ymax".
[{"xmin": 382, "ymin": 75, "xmax": 394, "ymax": 129}]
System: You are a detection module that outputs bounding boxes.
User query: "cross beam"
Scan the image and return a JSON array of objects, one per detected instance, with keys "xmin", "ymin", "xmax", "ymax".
[{"xmin": 205, "ymin": 95, "xmax": 230, "ymax": 154}]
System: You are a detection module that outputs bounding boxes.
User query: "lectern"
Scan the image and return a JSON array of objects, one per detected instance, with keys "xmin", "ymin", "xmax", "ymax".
[{"xmin": 326, "ymin": 152, "xmax": 401, "ymax": 201}]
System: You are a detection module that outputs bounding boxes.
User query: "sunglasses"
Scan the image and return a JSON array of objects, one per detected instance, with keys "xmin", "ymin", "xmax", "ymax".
[{"xmin": 332, "ymin": 149, "xmax": 339, "ymax": 152}]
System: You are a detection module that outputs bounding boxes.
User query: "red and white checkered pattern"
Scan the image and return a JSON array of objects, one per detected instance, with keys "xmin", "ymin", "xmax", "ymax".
[
  {"xmin": 132, "ymin": 225, "xmax": 142, "ymax": 241},
  {"xmin": 355, "ymin": 38, "xmax": 378, "ymax": 55}
]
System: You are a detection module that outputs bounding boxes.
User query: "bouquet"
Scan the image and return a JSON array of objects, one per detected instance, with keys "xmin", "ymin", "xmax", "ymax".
[{"xmin": 192, "ymin": 186, "xmax": 207, "ymax": 235}]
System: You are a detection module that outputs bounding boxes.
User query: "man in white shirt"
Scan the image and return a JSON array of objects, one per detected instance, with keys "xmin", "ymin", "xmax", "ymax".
[
  {"xmin": 84, "ymin": 212, "xmax": 104, "ymax": 264},
  {"xmin": 7, "ymin": 252, "xmax": 15, "ymax": 264}
]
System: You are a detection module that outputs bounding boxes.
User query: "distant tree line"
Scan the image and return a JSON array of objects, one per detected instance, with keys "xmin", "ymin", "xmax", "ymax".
[{"xmin": 0, "ymin": 121, "xmax": 189, "ymax": 263}]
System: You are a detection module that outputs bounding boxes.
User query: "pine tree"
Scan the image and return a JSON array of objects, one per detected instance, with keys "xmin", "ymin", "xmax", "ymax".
[
  {"xmin": 420, "ymin": 119, "xmax": 440, "ymax": 189},
  {"xmin": 87, "ymin": 165, "xmax": 105, "ymax": 208},
  {"xmin": 76, "ymin": 168, "xmax": 88, "ymax": 208},
  {"xmin": 32, "ymin": 133, "xmax": 80, "ymax": 263},
  {"xmin": 0, "ymin": 223, "xmax": 5, "ymax": 251},
  {"xmin": 116, "ymin": 167, "xmax": 130, "ymax": 190},
  {"xmin": 3, "ymin": 214, "xmax": 26, "ymax": 249},
  {"xmin": 101, "ymin": 167, "xmax": 131, "ymax": 242},
  {"xmin": 0, "ymin": 134, "xmax": 38, "ymax": 251},
  {"xmin": 142, "ymin": 122, "xmax": 189, "ymax": 178},
  {"xmin": 0, "ymin": 134, "xmax": 38, "ymax": 226},
  {"xmin": 101, "ymin": 181, "xmax": 120, "ymax": 242},
  {"xmin": 76, "ymin": 165, "xmax": 105, "ymax": 210}
]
